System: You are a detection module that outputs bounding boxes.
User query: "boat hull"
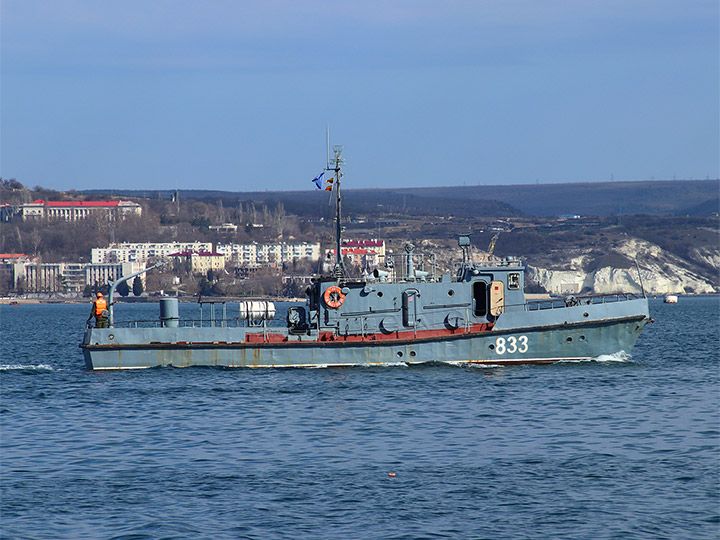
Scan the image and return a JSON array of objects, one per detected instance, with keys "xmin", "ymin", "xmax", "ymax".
[{"xmin": 81, "ymin": 312, "xmax": 649, "ymax": 370}]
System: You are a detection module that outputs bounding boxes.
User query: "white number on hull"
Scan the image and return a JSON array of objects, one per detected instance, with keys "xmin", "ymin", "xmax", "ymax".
[{"xmin": 494, "ymin": 335, "xmax": 528, "ymax": 355}]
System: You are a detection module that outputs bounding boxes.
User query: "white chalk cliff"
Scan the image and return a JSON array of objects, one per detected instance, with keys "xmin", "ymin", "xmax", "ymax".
[{"xmin": 526, "ymin": 237, "xmax": 717, "ymax": 295}]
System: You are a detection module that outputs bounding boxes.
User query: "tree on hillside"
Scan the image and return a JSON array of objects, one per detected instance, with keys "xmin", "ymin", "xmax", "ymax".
[
  {"xmin": 198, "ymin": 277, "xmax": 213, "ymax": 296},
  {"xmin": 116, "ymin": 280, "xmax": 130, "ymax": 297},
  {"xmin": 132, "ymin": 276, "xmax": 144, "ymax": 296},
  {"xmin": 1, "ymin": 178, "xmax": 24, "ymax": 189}
]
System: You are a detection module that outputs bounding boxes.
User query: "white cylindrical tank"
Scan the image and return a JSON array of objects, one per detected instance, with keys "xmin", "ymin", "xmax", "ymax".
[{"xmin": 239, "ymin": 301, "xmax": 276, "ymax": 321}]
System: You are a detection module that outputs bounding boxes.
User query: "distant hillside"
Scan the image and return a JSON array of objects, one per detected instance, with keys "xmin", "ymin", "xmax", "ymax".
[
  {"xmin": 84, "ymin": 179, "xmax": 719, "ymax": 218},
  {"xmin": 390, "ymin": 179, "xmax": 719, "ymax": 217},
  {"xmin": 83, "ymin": 188, "xmax": 524, "ymax": 219},
  {"xmin": 679, "ymin": 197, "xmax": 720, "ymax": 217}
]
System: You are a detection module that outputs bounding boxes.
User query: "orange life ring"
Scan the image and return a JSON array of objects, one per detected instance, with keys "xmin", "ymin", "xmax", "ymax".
[{"xmin": 323, "ymin": 286, "xmax": 345, "ymax": 308}]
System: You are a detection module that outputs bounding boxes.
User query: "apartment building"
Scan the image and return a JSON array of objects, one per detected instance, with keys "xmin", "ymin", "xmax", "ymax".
[
  {"xmin": 216, "ymin": 242, "xmax": 321, "ymax": 267},
  {"xmin": 92, "ymin": 242, "xmax": 213, "ymax": 264},
  {"xmin": 0, "ymin": 254, "xmax": 34, "ymax": 290},
  {"xmin": 85, "ymin": 262, "xmax": 146, "ymax": 290},
  {"xmin": 1, "ymin": 254, "xmax": 144, "ymax": 293},
  {"xmin": 170, "ymin": 252, "xmax": 225, "ymax": 274}
]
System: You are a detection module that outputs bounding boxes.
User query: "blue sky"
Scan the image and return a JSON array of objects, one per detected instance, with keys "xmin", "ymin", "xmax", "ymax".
[{"xmin": 1, "ymin": 1, "xmax": 718, "ymax": 192}]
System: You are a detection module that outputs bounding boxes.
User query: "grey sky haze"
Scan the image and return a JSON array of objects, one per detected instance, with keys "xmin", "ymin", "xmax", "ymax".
[{"xmin": 1, "ymin": 1, "xmax": 718, "ymax": 192}]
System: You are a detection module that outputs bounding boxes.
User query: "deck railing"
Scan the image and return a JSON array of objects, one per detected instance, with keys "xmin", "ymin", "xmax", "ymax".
[
  {"xmin": 115, "ymin": 318, "xmax": 248, "ymax": 329},
  {"xmin": 525, "ymin": 293, "xmax": 643, "ymax": 311},
  {"xmin": 105, "ymin": 317, "xmax": 291, "ymax": 329}
]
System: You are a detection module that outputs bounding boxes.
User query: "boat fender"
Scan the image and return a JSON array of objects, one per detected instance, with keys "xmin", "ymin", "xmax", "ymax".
[{"xmin": 324, "ymin": 286, "xmax": 345, "ymax": 309}]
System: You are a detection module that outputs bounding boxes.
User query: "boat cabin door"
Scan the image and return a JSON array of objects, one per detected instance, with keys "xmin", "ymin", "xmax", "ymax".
[
  {"xmin": 473, "ymin": 280, "xmax": 488, "ymax": 318},
  {"xmin": 489, "ymin": 280, "xmax": 505, "ymax": 317},
  {"xmin": 402, "ymin": 289, "xmax": 419, "ymax": 327}
]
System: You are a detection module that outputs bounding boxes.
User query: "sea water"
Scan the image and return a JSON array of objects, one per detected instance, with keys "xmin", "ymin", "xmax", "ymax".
[{"xmin": 1, "ymin": 298, "xmax": 718, "ymax": 540}]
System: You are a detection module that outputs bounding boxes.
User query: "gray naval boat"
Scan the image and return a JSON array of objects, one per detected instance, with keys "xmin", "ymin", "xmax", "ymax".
[{"xmin": 80, "ymin": 147, "xmax": 651, "ymax": 370}]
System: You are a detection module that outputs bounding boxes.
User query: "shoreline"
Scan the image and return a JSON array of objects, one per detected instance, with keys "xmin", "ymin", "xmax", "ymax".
[
  {"xmin": 2, "ymin": 294, "xmax": 717, "ymax": 306},
  {"xmin": 0, "ymin": 296, "xmax": 308, "ymax": 305}
]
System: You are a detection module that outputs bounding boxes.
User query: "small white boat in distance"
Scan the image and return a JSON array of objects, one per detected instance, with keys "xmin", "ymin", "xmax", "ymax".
[{"xmin": 664, "ymin": 295, "xmax": 678, "ymax": 303}]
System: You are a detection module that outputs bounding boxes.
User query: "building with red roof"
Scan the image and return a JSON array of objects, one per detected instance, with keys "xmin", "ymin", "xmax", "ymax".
[
  {"xmin": 341, "ymin": 239, "xmax": 385, "ymax": 257},
  {"xmin": 20, "ymin": 199, "xmax": 142, "ymax": 221}
]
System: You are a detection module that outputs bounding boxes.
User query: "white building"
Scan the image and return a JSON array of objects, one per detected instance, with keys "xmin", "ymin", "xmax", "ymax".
[
  {"xmin": 216, "ymin": 242, "xmax": 321, "ymax": 267},
  {"xmin": 0, "ymin": 254, "xmax": 33, "ymax": 289},
  {"xmin": 209, "ymin": 223, "xmax": 238, "ymax": 233},
  {"xmin": 24, "ymin": 262, "xmax": 63, "ymax": 293},
  {"xmin": 12, "ymin": 260, "xmax": 144, "ymax": 293},
  {"xmin": 21, "ymin": 200, "xmax": 142, "ymax": 221},
  {"xmin": 91, "ymin": 242, "xmax": 213, "ymax": 264},
  {"xmin": 85, "ymin": 262, "xmax": 146, "ymax": 289}
]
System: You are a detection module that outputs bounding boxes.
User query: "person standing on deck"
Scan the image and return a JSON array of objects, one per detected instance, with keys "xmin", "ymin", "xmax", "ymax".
[{"xmin": 87, "ymin": 293, "xmax": 110, "ymax": 328}]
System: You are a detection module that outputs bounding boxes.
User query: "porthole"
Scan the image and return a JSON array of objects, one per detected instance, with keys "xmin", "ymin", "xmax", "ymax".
[
  {"xmin": 566, "ymin": 337, "xmax": 573, "ymax": 343},
  {"xmin": 108, "ymin": 334, "xmax": 115, "ymax": 341},
  {"xmin": 579, "ymin": 335, "xmax": 586, "ymax": 342},
  {"xmin": 377, "ymin": 291, "xmax": 384, "ymax": 298},
  {"xmin": 396, "ymin": 351, "xmax": 404, "ymax": 358},
  {"xmin": 409, "ymin": 351, "xmax": 416, "ymax": 358},
  {"xmin": 447, "ymin": 289, "xmax": 455, "ymax": 297},
  {"xmin": 489, "ymin": 344, "xmax": 495, "ymax": 351},
  {"xmin": 583, "ymin": 312, "xmax": 589, "ymax": 318}
]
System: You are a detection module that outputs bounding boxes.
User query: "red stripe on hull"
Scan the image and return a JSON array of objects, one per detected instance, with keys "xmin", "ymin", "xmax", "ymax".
[
  {"xmin": 317, "ymin": 323, "xmax": 493, "ymax": 343},
  {"xmin": 238, "ymin": 323, "xmax": 495, "ymax": 344}
]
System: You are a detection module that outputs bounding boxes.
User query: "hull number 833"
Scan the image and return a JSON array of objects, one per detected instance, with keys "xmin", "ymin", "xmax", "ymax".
[{"xmin": 494, "ymin": 335, "xmax": 528, "ymax": 355}]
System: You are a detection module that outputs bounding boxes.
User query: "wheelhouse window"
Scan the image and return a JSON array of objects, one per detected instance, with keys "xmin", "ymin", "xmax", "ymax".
[
  {"xmin": 508, "ymin": 272, "xmax": 520, "ymax": 290},
  {"xmin": 473, "ymin": 281, "xmax": 488, "ymax": 317}
]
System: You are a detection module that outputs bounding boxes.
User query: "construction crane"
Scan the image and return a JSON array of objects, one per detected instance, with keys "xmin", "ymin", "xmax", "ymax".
[{"xmin": 487, "ymin": 232, "xmax": 500, "ymax": 255}]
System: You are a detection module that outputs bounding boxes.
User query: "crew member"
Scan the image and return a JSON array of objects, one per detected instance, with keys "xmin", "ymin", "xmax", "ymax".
[{"xmin": 87, "ymin": 292, "xmax": 109, "ymax": 328}]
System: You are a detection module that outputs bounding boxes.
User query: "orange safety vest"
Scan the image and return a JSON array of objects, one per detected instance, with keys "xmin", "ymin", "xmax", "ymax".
[{"xmin": 95, "ymin": 298, "xmax": 107, "ymax": 317}]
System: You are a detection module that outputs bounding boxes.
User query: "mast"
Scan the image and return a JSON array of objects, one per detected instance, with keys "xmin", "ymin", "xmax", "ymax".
[{"xmin": 327, "ymin": 144, "xmax": 346, "ymax": 278}]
